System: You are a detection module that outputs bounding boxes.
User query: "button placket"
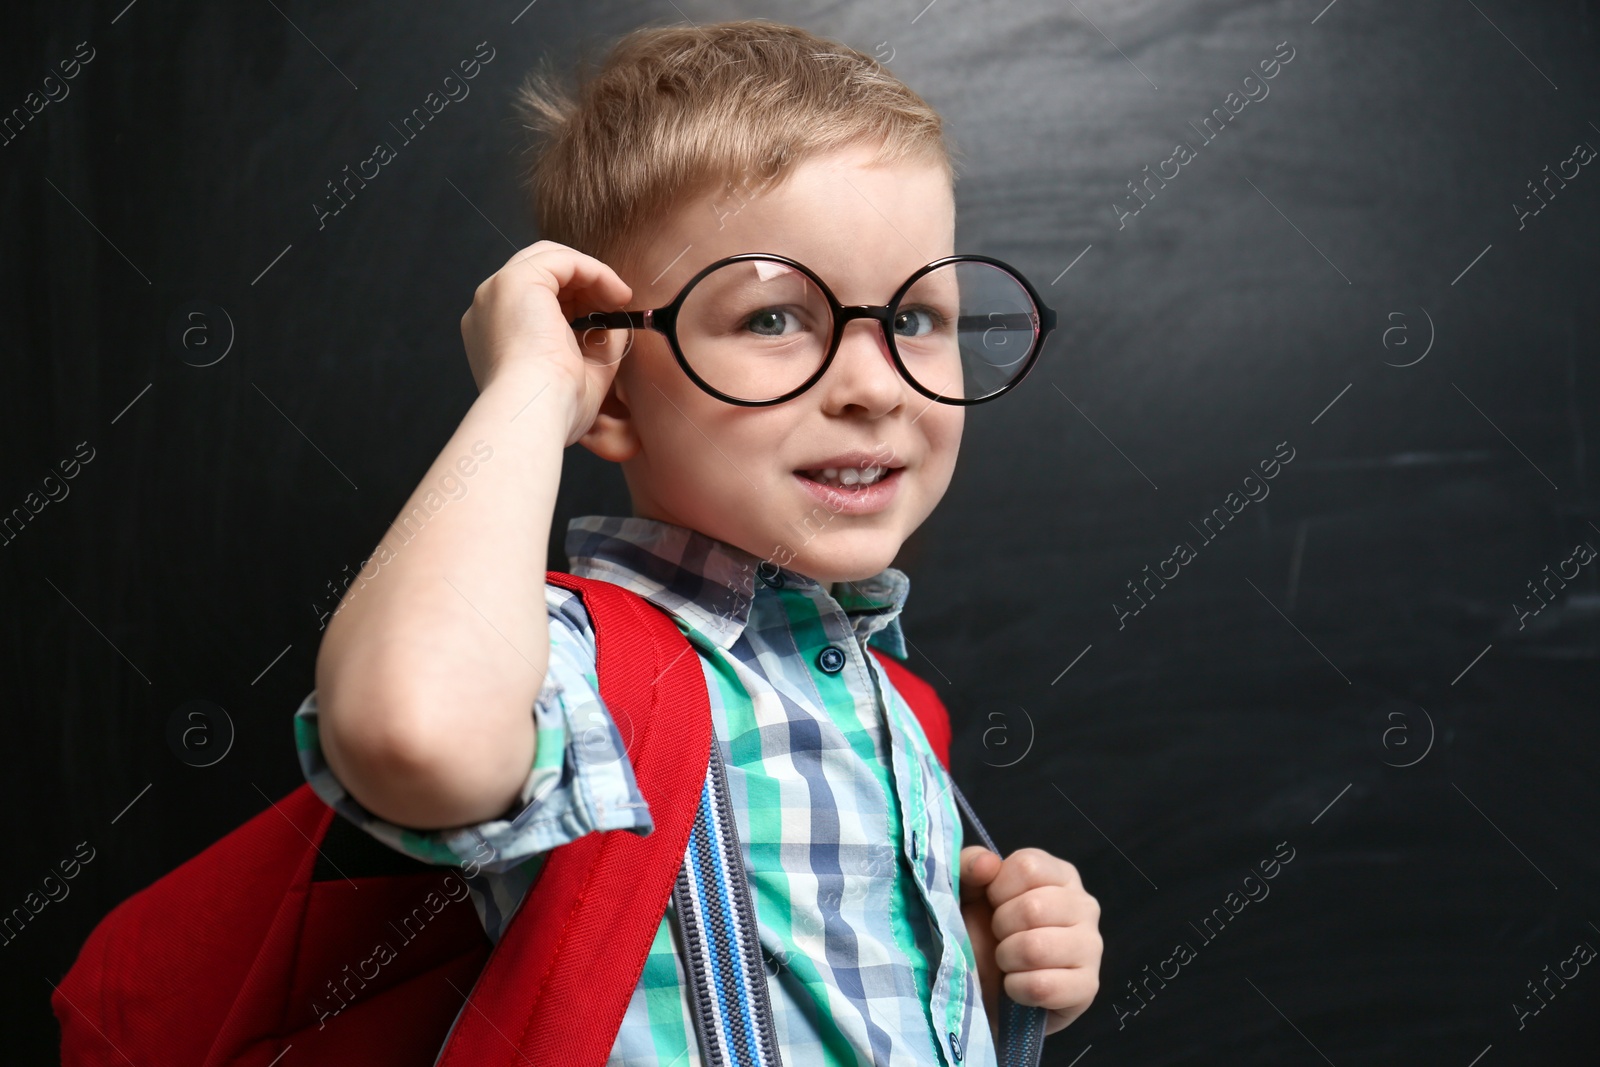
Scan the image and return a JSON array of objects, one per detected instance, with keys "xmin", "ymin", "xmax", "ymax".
[{"xmin": 869, "ymin": 657, "xmax": 985, "ymax": 1067}]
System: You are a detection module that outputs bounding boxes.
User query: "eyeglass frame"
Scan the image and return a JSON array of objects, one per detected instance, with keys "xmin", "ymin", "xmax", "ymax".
[{"xmin": 566, "ymin": 251, "xmax": 1058, "ymax": 407}]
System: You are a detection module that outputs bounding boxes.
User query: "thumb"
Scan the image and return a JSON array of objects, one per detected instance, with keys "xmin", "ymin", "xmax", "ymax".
[{"xmin": 959, "ymin": 846, "xmax": 1002, "ymax": 904}]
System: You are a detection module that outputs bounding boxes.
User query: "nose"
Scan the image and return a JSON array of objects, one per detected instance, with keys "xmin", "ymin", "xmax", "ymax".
[{"xmin": 819, "ymin": 308, "xmax": 906, "ymax": 413}]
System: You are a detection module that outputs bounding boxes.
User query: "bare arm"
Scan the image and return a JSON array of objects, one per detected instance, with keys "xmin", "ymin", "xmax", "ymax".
[{"xmin": 313, "ymin": 242, "xmax": 631, "ymax": 830}]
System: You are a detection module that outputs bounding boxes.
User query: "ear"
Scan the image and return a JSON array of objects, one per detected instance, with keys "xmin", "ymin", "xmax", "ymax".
[{"xmin": 575, "ymin": 366, "xmax": 642, "ymax": 463}]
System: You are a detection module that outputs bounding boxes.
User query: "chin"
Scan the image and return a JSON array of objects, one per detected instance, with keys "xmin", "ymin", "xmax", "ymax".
[{"xmin": 789, "ymin": 534, "xmax": 905, "ymax": 586}]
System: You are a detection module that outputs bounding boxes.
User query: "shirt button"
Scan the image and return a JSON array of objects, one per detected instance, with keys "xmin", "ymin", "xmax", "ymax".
[
  {"xmin": 757, "ymin": 562, "xmax": 785, "ymax": 588},
  {"xmin": 911, "ymin": 830, "xmax": 918, "ymax": 860},
  {"xmin": 816, "ymin": 645, "xmax": 846, "ymax": 673},
  {"xmin": 948, "ymin": 1030, "xmax": 963, "ymax": 1062}
]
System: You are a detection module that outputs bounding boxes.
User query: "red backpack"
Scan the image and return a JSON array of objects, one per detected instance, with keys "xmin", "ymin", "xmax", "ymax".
[{"xmin": 52, "ymin": 571, "xmax": 963, "ymax": 1067}]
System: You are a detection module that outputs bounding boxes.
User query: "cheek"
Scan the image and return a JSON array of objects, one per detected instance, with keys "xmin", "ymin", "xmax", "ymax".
[
  {"xmin": 915, "ymin": 409, "xmax": 964, "ymax": 501},
  {"xmin": 928, "ymin": 408, "xmax": 964, "ymax": 468},
  {"xmin": 635, "ymin": 372, "xmax": 784, "ymax": 478},
  {"xmin": 618, "ymin": 334, "xmax": 708, "ymax": 435},
  {"xmin": 617, "ymin": 332, "xmax": 671, "ymax": 396}
]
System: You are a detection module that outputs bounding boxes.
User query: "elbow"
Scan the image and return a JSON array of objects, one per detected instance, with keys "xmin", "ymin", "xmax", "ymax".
[
  {"xmin": 318, "ymin": 683, "xmax": 533, "ymax": 832},
  {"xmin": 317, "ymin": 687, "xmax": 444, "ymax": 829}
]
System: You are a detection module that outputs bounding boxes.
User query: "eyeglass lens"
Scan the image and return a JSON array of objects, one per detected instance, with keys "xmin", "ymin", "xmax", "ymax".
[{"xmin": 578, "ymin": 257, "xmax": 1041, "ymax": 403}]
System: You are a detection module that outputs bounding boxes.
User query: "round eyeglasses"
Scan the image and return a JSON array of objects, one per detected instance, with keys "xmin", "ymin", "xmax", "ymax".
[{"xmin": 566, "ymin": 252, "xmax": 1057, "ymax": 406}]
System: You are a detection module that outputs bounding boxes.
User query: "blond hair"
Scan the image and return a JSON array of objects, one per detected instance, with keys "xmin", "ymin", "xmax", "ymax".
[{"xmin": 511, "ymin": 19, "xmax": 960, "ymax": 277}]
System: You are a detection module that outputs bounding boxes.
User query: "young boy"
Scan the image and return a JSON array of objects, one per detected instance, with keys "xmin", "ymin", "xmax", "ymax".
[{"xmin": 295, "ymin": 19, "xmax": 1100, "ymax": 1066}]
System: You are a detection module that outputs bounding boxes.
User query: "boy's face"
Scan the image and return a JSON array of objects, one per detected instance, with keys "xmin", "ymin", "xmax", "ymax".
[{"xmin": 578, "ymin": 142, "xmax": 964, "ymax": 587}]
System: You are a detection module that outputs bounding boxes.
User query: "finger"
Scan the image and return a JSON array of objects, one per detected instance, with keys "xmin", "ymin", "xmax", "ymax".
[
  {"xmin": 985, "ymin": 848, "xmax": 1081, "ymax": 907},
  {"xmin": 497, "ymin": 238, "xmax": 569, "ymax": 273},
  {"xmin": 504, "ymin": 242, "xmax": 633, "ymax": 317},
  {"xmin": 991, "ymin": 884, "xmax": 1100, "ymax": 941},
  {"xmin": 993, "ymin": 923, "xmax": 1100, "ymax": 976},
  {"xmin": 1002, "ymin": 962, "xmax": 1098, "ymax": 1015},
  {"xmin": 557, "ymin": 274, "xmax": 634, "ymax": 323},
  {"xmin": 959, "ymin": 846, "xmax": 1001, "ymax": 903}
]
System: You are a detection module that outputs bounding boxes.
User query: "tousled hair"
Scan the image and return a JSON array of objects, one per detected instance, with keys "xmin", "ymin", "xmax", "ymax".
[{"xmin": 511, "ymin": 19, "xmax": 960, "ymax": 278}]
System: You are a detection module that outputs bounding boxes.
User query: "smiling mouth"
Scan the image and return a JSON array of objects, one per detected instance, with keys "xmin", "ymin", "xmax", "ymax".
[{"xmin": 794, "ymin": 465, "xmax": 899, "ymax": 488}]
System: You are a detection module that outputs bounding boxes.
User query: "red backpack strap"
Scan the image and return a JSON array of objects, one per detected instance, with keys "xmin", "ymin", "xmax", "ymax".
[
  {"xmin": 870, "ymin": 648, "xmax": 952, "ymax": 772},
  {"xmin": 436, "ymin": 571, "xmax": 711, "ymax": 1067}
]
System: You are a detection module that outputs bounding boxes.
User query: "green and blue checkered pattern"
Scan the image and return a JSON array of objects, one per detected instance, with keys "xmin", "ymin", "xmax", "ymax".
[{"xmin": 295, "ymin": 514, "xmax": 993, "ymax": 1067}]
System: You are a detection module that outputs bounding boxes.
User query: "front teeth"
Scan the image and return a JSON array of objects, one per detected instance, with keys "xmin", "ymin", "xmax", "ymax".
[{"xmin": 806, "ymin": 466, "xmax": 888, "ymax": 486}]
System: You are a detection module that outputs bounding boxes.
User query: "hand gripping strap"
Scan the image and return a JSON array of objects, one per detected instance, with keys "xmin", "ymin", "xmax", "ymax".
[
  {"xmin": 435, "ymin": 571, "xmax": 713, "ymax": 1067},
  {"xmin": 948, "ymin": 781, "xmax": 1047, "ymax": 1067}
]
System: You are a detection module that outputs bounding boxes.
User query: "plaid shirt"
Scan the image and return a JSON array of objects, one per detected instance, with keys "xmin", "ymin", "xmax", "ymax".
[{"xmin": 295, "ymin": 514, "xmax": 994, "ymax": 1067}]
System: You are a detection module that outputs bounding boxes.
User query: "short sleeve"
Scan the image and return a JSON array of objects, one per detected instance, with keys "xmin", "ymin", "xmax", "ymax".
[{"xmin": 293, "ymin": 582, "xmax": 655, "ymax": 875}]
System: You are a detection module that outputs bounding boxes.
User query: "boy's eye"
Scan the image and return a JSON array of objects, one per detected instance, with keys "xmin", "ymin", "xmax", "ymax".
[
  {"xmin": 743, "ymin": 307, "xmax": 806, "ymax": 337},
  {"xmin": 893, "ymin": 306, "xmax": 943, "ymax": 338}
]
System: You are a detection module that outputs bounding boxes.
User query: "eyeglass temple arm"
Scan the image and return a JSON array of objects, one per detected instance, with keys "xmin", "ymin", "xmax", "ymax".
[
  {"xmin": 954, "ymin": 310, "xmax": 1057, "ymax": 332},
  {"xmin": 568, "ymin": 309, "xmax": 652, "ymax": 330}
]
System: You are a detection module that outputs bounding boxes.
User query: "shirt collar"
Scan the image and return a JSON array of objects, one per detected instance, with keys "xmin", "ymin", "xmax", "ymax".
[{"xmin": 563, "ymin": 515, "xmax": 911, "ymax": 660}]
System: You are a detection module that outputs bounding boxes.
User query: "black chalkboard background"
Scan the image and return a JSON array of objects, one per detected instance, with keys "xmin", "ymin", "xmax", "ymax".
[{"xmin": 3, "ymin": 1, "xmax": 1596, "ymax": 1063}]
